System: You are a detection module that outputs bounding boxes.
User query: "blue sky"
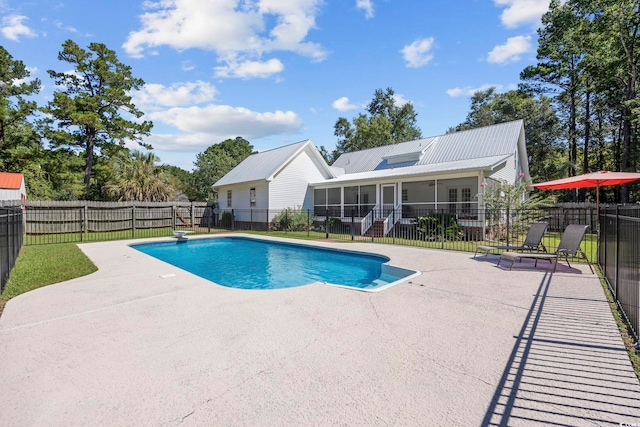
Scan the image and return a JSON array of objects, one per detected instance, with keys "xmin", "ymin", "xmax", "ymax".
[{"xmin": 1, "ymin": 0, "xmax": 549, "ymax": 170}]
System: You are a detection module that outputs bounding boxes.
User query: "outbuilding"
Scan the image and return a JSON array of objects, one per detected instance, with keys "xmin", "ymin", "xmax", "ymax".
[{"xmin": 0, "ymin": 172, "xmax": 26, "ymax": 208}]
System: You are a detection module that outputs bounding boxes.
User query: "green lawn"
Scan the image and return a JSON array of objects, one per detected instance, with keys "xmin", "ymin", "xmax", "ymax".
[{"xmin": 1, "ymin": 243, "xmax": 97, "ymax": 305}]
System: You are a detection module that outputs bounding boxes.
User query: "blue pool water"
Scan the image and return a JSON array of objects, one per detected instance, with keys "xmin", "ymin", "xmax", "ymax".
[{"xmin": 132, "ymin": 237, "xmax": 416, "ymax": 291}]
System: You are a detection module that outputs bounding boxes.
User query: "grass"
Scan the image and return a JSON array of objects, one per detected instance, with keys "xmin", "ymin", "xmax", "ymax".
[{"xmin": 0, "ymin": 243, "xmax": 98, "ymax": 317}]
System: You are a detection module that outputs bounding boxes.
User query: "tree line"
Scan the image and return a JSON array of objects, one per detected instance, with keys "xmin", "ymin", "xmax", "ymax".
[
  {"xmin": 330, "ymin": 0, "xmax": 640, "ymax": 204},
  {"xmin": 1, "ymin": 0, "xmax": 639, "ymax": 203},
  {"xmin": 0, "ymin": 40, "xmax": 254, "ymax": 202}
]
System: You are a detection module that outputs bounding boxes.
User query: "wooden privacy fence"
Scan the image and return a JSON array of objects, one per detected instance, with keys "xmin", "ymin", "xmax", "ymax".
[{"xmin": 26, "ymin": 201, "xmax": 215, "ymax": 235}]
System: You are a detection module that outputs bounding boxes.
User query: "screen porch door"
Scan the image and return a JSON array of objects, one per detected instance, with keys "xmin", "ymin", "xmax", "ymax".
[{"xmin": 381, "ymin": 184, "xmax": 396, "ymax": 217}]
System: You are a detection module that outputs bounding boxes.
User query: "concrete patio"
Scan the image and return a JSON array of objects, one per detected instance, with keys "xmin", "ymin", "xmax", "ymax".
[{"xmin": 1, "ymin": 234, "xmax": 639, "ymax": 426}]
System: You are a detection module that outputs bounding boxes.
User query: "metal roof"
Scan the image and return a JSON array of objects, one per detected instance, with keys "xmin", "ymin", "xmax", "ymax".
[
  {"xmin": 331, "ymin": 120, "xmax": 523, "ymax": 173},
  {"xmin": 0, "ymin": 172, "xmax": 24, "ymax": 189},
  {"xmin": 311, "ymin": 155, "xmax": 511, "ymax": 186},
  {"xmin": 213, "ymin": 140, "xmax": 332, "ymax": 187}
]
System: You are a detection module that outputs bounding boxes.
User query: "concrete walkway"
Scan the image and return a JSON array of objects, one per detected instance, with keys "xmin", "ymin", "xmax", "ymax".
[{"xmin": 1, "ymin": 234, "xmax": 639, "ymax": 426}]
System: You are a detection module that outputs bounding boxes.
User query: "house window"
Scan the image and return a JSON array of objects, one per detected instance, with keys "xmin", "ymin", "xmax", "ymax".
[
  {"xmin": 402, "ymin": 188, "xmax": 408, "ymax": 202},
  {"xmin": 227, "ymin": 190, "xmax": 232, "ymax": 208},
  {"xmin": 448, "ymin": 188, "xmax": 458, "ymax": 214},
  {"xmin": 250, "ymin": 188, "xmax": 256, "ymax": 207},
  {"xmin": 461, "ymin": 187, "xmax": 471, "ymax": 214}
]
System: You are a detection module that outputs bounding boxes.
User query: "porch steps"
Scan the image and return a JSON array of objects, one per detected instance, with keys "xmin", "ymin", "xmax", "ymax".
[{"xmin": 367, "ymin": 220, "xmax": 387, "ymax": 238}]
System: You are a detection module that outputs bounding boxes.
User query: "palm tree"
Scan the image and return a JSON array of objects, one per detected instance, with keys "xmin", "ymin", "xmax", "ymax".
[{"xmin": 104, "ymin": 150, "xmax": 173, "ymax": 201}]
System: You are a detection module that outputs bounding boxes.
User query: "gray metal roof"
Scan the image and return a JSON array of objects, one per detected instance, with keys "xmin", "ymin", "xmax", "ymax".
[
  {"xmin": 213, "ymin": 140, "xmax": 317, "ymax": 187},
  {"xmin": 311, "ymin": 155, "xmax": 511, "ymax": 186},
  {"xmin": 332, "ymin": 120, "xmax": 524, "ymax": 173}
]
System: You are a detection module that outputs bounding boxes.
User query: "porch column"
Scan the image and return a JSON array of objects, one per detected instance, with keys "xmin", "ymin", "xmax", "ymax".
[{"xmin": 434, "ymin": 179, "xmax": 438, "ymax": 210}]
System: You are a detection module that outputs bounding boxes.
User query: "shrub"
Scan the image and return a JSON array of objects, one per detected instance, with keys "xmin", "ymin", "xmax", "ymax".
[
  {"xmin": 270, "ymin": 207, "xmax": 310, "ymax": 231},
  {"xmin": 416, "ymin": 212, "xmax": 463, "ymax": 241},
  {"xmin": 220, "ymin": 211, "xmax": 233, "ymax": 228}
]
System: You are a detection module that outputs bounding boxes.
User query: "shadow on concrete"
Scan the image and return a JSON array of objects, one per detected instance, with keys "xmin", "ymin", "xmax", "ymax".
[{"xmin": 481, "ymin": 272, "xmax": 640, "ymax": 426}]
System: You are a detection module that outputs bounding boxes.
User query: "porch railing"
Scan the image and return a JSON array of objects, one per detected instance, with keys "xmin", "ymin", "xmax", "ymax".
[
  {"xmin": 360, "ymin": 204, "xmax": 378, "ymax": 236},
  {"xmin": 383, "ymin": 204, "xmax": 402, "ymax": 236}
]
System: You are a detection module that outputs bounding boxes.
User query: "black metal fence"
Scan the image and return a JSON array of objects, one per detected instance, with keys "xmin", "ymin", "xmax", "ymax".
[
  {"xmin": 600, "ymin": 205, "xmax": 640, "ymax": 341},
  {"xmin": 218, "ymin": 206, "xmax": 599, "ymax": 262},
  {"xmin": 1, "ymin": 207, "xmax": 23, "ymax": 294}
]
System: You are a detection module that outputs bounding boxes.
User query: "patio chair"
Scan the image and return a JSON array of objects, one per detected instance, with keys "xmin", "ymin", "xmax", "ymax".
[
  {"xmin": 498, "ymin": 224, "xmax": 594, "ymax": 273},
  {"xmin": 474, "ymin": 222, "xmax": 548, "ymax": 260}
]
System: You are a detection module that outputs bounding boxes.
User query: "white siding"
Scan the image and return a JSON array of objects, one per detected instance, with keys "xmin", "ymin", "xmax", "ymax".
[
  {"xmin": 488, "ymin": 155, "xmax": 516, "ymax": 183},
  {"xmin": 269, "ymin": 146, "xmax": 330, "ymax": 210},
  {"xmin": 217, "ymin": 182, "xmax": 269, "ymax": 211},
  {"xmin": 0, "ymin": 189, "xmax": 22, "ymax": 201}
]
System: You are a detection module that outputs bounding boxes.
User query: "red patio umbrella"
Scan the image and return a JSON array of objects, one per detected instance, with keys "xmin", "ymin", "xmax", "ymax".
[{"xmin": 533, "ymin": 171, "xmax": 640, "ymax": 223}]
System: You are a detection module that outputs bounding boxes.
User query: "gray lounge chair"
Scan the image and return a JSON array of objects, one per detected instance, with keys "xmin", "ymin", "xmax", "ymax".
[
  {"xmin": 498, "ymin": 224, "xmax": 594, "ymax": 273},
  {"xmin": 474, "ymin": 222, "xmax": 548, "ymax": 260}
]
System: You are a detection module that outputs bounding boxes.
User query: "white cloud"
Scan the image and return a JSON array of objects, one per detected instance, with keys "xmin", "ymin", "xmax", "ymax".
[
  {"xmin": 487, "ymin": 35, "xmax": 531, "ymax": 64},
  {"xmin": 142, "ymin": 133, "xmax": 227, "ymax": 152},
  {"xmin": 54, "ymin": 21, "xmax": 77, "ymax": 32},
  {"xmin": 214, "ymin": 58, "xmax": 284, "ymax": 79},
  {"xmin": 332, "ymin": 96, "xmax": 359, "ymax": 111},
  {"xmin": 356, "ymin": 0, "xmax": 374, "ymax": 19},
  {"xmin": 1, "ymin": 15, "xmax": 37, "ymax": 41},
  {"xmin": 392, "ymin": 93, "xmax": 411, "ymax": 106},
  {"xmin": 446, "ymin": 84, "xmax": 504, "ymax": 97},
  {"xmin": 144, "ymin": 104, "xmax": 302, "ymax": 151},
  {"xmin": 133, "ymin": 81, "xmax": 217, "ymax": 108},
  {"xmin": 494, "ymin": 0, "xmax": 550, "ymax": 28},
  {"xmin": 123, "ymin": 0, "xmax": 327, "ymax": 78},
  {"xmin": 181, "ymin": 61, "xmax": 195, "ymax": 71},
  {"xmin": 400, "ymin": 37, "xmax": 435, "ymax": 68}
]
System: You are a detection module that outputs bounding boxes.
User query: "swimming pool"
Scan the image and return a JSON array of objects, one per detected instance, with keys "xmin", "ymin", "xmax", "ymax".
[{"xmin": 132, "ymin": 236, "xmax": 419, "ymax": 291}]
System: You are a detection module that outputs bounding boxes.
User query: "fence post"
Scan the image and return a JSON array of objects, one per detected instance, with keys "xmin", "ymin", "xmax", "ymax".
[
  {"xmin": 307, "ymin": 210, "xmax": 310, "ymax": 237},
  {"xmin": 231, "ymin": 209, "xmax": 235, "ymax": 231},
  {"xmin": 506, "ymin": 207, "xmax": 510, "ymax": 247},
  {"xmin": 441, "ymin": 209, "xmax": 445, "ymax": 249},
  {"xmin": 615, "ymin": 205, "xmax": 620, "ymax": 300},
  {"xmin": 132, "ymin": 205, "xmax": 136, "ymax": 238},
  {"xmin": 351, "ymin": 209, "xmax": 355, "ymax": 240},
  {"xmin": 172, "ymin": 205, "xmax": 176, "ymax": 230},
  {"xmin": 325, "ymin": 216, "xmax": 329, "ymax": 239},
  {"xmin": 79, "ymin": 207, "xmax": 84, "ymax": 242},
  {"xmin": 190, "ymin": 202, "xmax": 195, "ymax": 230}
]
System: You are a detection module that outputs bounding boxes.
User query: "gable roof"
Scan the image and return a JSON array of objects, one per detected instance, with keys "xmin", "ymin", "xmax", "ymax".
[
  {"xmin": 332, "ymin": 120, "xmax": 524, "ymax": 174},
  {"xmin": 213, "ymin": 140, "xmax": 334, "ymax": 188},
  {"xmin": 0, "ymin": 172, "xmax": 25, "ymax": 190}
]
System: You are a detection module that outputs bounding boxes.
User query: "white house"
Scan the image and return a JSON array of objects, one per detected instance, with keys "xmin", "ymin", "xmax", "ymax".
[
  {"xmin": 213, "ymin": 120, "xmax": 530, "ymax": 233},
  {"xmin": 0, "ymin": 172, "xmax": 27, "ymax": 208},
  {"xmin": 213, "ymin": 140, "xmax": 336, "ymax": 226}
]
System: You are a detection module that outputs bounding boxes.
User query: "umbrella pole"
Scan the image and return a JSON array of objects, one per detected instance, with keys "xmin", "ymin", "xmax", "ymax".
[{"xmin": 596, "ymin": 184, "xmax": 600, "ymax": 229}]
